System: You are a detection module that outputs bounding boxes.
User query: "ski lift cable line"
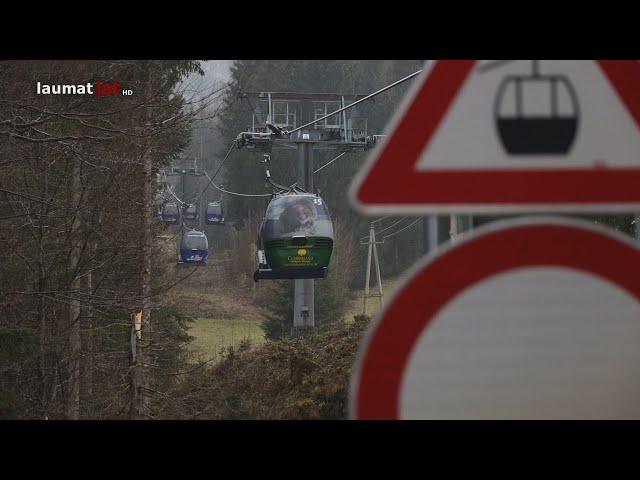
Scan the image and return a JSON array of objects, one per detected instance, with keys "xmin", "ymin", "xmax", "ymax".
[
  {"xmin": 166, "ymin": 185, "xmax": 182, "ymax": 204},
  {"xmin": 203, "ymin": 171, "xmax": 271, "ymax": 198},
  {"xmin": 166, "ymin": 185, "xmax": 188, "ymax": 207},
  {"xmin": 286, "ymin": 69, "xmax": 423, "ymax": 135},
  {"xmin": 382, "ymin": 218, "xmax": 422, "ymax": 240},
  {"xmin": 191, "ymin": 140, "xmax": 238, "ymax": 206},
  {"xmin": 313, "ymin": 152, "xmax": 347, "ymax": 174}
]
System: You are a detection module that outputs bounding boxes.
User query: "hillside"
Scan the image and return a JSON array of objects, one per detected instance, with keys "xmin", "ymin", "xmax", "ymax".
[
  {"xmin": 160, "ymin": 315, "xmax": 370, "ymax": 420},
  {"xmin": 154, "ymin": 235, "xmax": 387, "ymax": 420}
]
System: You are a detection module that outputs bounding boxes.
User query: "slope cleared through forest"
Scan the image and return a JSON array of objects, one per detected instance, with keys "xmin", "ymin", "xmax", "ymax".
[
  {"xmin": 188, "ymin": 317, "xmax": 265, "ymax": 362},
  {"xmin": 156, "ymin": 235, "xmax": 268, "ymax": 360},
  {"xmin": 343, "ymin": 277, "xmax": 401, "ymax": 322},
  {"xmin": 162, "ymin": 316, "xmax": 369, "ymax": 419}
]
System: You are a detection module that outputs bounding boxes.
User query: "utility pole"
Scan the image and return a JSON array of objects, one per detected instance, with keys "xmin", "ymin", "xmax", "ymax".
[
  {"xmin": 455, "ymin": 215, "xmax": 474, "ymax": 241},
  {"xmin": 361, "ymin": 222, "xmax": 384, "ymax": 315},
  {"xmin": 200, "ymin": 172, "xmax": 205, "ymax": 231},
  {"xmin": 182, "ymin": 169, "xmax": 186, "ymax": 205},
  {"xmin": 449, "ymin": 214, "xmax": 475, "ymax": 243},
  {"xmin": 423, "ymin": 215, "xmax": 451, "ymax": 253},
  {"xmin": 450, "ymin": 214, "xmax": 459, "ymax": 242},
  {"xmin": 293, "ymin": 140, "xmax": 315, "ymax": 331}
]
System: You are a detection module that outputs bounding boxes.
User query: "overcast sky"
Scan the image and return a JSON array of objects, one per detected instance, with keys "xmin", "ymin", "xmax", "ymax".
[
  {"xmin": 201, "ymin": 60, "xmax": 233, "ymax": 82},
  {"xmin": 176, "ymin": 60, "xmax": 234, "ymax": 118}
]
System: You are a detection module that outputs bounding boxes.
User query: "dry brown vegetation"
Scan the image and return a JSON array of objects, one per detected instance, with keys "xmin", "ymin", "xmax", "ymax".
[{"xmin": 159, "ymin": 315, "xmax": 370, "ymax": 420}]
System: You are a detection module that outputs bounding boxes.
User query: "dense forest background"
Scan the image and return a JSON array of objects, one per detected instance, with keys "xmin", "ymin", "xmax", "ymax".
[
  {"xmin": 0, "ymin": 60, "xmax": 430, "ymax": 419},
  {"xmin": 1, "ymin": 60, "xmax": 635, "ymax": 419},
  {"xmin": 0, "ymin": 60, "xmax": 210, "ymax": 418}
]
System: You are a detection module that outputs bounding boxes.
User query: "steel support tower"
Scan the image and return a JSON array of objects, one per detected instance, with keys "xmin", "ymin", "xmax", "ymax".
[{"xmin": 236, "ymin": 91, "xmax": 379, "ymax": 333}]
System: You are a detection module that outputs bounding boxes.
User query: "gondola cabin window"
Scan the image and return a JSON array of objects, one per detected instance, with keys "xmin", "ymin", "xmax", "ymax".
[
  {"xmin": 182, "ymin": 233, "xmax": 208, "ymax": 251},
  {"xmin": 262, "ymin": 195, "xmax": 334, "ymax": 241}
]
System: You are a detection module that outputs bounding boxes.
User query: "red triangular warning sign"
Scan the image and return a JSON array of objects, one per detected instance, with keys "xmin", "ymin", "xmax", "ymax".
[{"xmin": 350, "ymin": 60, "xmax": 640, "ymax": 214}]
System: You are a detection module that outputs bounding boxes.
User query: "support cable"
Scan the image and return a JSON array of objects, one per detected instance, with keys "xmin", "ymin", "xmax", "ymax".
[
  {"xmin": 313, "ymin": 152, "xmax": 347, "ymax": 174},
  {"xmin": 166, "ymin": 185, "xmax": 188, "ymax": 207},
  {"xmin": 193, "ymin": 140, "xmax": 238, "ymax": 205},
  {"xmin": 202, "ymin": 171, "xmax": 271, "ymax": 198},
  {"xmin": 285, "ymin": 70, "xmax": 422, "ymax": 135}
]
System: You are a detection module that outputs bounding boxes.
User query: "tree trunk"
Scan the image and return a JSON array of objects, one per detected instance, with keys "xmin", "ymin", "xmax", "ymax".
[
  {"xmin": 37, "ymin": 156, "xmax": 49, "ymax": 419},
  {"xmin": 130, "ymin": 64, "xmax": 154, "ymax": 420},
  {"xmin": 83, "ymin": 243, "xmax": 94, "ymax": 418},
  {"xmin": 66, "ymin": 157, "xmax": 82, "ymax": 420},
  {"xmin": 38, "ymin": 265, "xmax": 48, "ymax": 418}
]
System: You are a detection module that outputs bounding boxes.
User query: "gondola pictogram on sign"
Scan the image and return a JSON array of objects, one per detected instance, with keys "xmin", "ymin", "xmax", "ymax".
[
  {"xmin": 350, "ymin": 60, "xmax": 640, "ymax": 214},
  {"xmin": 349, "ymin": 217, "xmax": 640, "ymax": 419},
  {"xmin": 490, "ymin": 60, "xmax": 580, "ymax": 155}
]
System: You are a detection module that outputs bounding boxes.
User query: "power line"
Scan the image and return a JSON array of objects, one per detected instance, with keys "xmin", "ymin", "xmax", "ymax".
[
  {"xmin": 376, "ymin": 218, "xmax": 408, "ymax": 235},
  {"xmin": 359, "ymin": 217, "xmax": 406, "ymax": 242},
  {"xmin": 382, "ymin": 218, "xmax": 421, "ymax": 240}
]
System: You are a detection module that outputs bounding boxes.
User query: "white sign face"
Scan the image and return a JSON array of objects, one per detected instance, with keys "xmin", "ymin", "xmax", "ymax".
[
  {"xmin": 415, "ymin": 60, "xmax": 640, "ymax": 170},
  {"xmin": 401, "ymin": 267, "xmax": 640, "ymax": 419},
  {"xmin": 350, "ymin": 217, "xmax": 640, "ymax": 419}
]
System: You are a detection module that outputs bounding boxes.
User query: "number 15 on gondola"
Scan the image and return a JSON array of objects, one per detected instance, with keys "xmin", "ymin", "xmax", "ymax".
[{"xmin": 351, "ymin": 60, "xmax": 640, "ymax": 214}]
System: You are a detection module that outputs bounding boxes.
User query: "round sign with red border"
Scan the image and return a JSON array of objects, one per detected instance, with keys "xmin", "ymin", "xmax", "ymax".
[{"xmin": 350, "ymin": 217, "xmax": 640, "ymax": 419}]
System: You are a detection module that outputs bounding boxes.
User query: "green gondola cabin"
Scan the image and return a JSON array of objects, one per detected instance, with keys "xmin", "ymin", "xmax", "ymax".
[{"xmin": 254, "ymin": 192, "xmax": 334, "ymax": 281}]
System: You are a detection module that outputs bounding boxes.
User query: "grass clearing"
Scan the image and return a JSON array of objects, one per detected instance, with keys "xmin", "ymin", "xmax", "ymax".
[
  {"xmin": 343, "ymin": 277, "xmax": 401, "ymax": 322},
  {"xmin": 187, "ymin": 317, "xmax": 266, "ymax": 363}
]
